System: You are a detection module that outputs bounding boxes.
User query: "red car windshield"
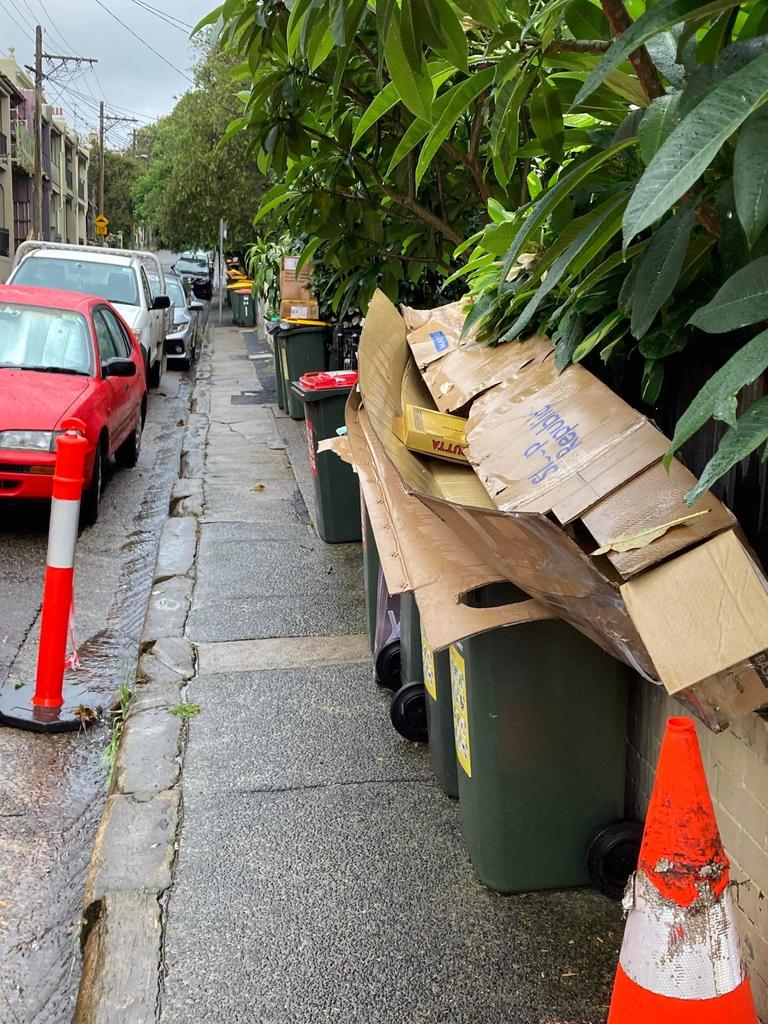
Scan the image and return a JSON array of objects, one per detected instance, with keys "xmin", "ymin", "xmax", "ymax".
[{"xmin": 0, "ymin": 303, "xmax": 92, "ymax": 376}]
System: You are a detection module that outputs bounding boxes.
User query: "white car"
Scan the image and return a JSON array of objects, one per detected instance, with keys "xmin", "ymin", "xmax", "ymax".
[{"xmin": 9, "ymin": 242, "xmax": 170, "ymax": 388}]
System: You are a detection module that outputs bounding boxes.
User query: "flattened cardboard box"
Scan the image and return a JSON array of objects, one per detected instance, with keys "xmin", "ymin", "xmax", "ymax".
[
  {"xmin": 344, "ymin": 391, "xmax": 554, "ymax": 651},
  {"xmin": 359, "ymin": 289, "xmax": 768, "ymax": 730},
  {"xmin": 402, "ymin": 299, "xmax": 553, "ymax": 414}
]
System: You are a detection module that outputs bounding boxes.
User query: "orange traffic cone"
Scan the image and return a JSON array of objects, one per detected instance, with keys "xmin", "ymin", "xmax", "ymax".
[{"xmin": 607, "ymin": 716, "xmax": 759, "ymax": 1024}]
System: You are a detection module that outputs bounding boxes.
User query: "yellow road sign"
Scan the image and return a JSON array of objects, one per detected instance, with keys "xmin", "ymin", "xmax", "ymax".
[{"xmin": 95, "ymin": 214, "xmax": 109, "ymax": 236}]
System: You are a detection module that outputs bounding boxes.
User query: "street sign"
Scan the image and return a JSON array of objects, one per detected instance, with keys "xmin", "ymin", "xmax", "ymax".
[{"xmin": 95, "ymin": 214, "xmax": 109, "ymax": 236}]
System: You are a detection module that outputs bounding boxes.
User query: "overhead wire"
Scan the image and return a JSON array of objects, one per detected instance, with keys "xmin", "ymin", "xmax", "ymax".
[
  {"xmin": 0, "ymin": 0, "xmax": 35, "ymax": 35},
  {"xmin": 128, "ymin": 0, "xmax": 192, "ymax": 34},
  {"xmin": 90, "ymin": 0, "xmax": 194, "ymax": 84}
]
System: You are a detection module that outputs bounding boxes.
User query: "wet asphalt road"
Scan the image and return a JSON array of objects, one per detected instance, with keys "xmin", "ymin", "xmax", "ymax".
[{"xmin": 0, "ymin": 352, "xmax": 195, "ymax": 1023}]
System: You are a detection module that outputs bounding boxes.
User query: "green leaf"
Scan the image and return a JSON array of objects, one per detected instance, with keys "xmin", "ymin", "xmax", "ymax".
[
  {"xmin": 685, "ymin": 396, "xmax": 768, "ymax": 503},
  {"xmin": 429, "ymin": 0, "xmax": 468, "ymax": 73},
  {"xmin": 296, "ymin": 236, "xmax": 322, "ymax": 274},
  {"xmin": 572, "ymin": 310, "xmax": 626, "ymax": 362},
  {"xmin": 499, "ymin": 194, "xmax": 627, "ymax": 342},
  {"xmin": 573, "ymin": 0, "xmax": 743, "ymax": 108},
  {"xmin": 385, "ymin": 11, "xmax": 434, "ymax": 120},
  {"xmin": 665, "ymin": 327, "xmax": 768, "ymax": 464},
  {"xmin": 376, "ymin": 0, "xmax": 397, "ymax": 79},
  {"xmin": 624, "ymin": 53, "xmax": 768, "ymax": 243},
  {"xmin": 329, "ymin": 0, "xmax": 365, "ymax": 46},
  {"xmin": 499, "ymin": 137, "xmax": 637, "ymax": 290},
  {"xmin": 490, "ymin": 69, "xmax": 531, "ymax": 153},
  {"xmin": 307, "ymin": 23, "xmax": 335, "ymax": 71},
  {"xmin": 688, "ymin": 256, "xmax": 768, "ymax": 333},
  {"xmin": 386, "ymin": 118, "xmax": 430, "ymax": 175},
  {"xmin": 352, "ymin": 83, "xmax": 400, "ymax": 146},
  {"xmin": 641, "ymin": 358, "xmax": 665, "ymax": 404},
  {"xmin": 192, "ymin": 4, "xmax": 223, "ymax": 34},
  {"xmin": 529, "ymin": 77, "xmax": 564, "ymax": 163},
  {"xmin": 253, "ymin": 185, "xmax": 298, "ymax": 224},
  {"xmin": 630, "ymin": 208, "xmax": 694, "ymax": 340},
  {"xmin": 415, "ymin": 66, "xmax": 495, "ymax": 189},
  {"xmin": 734, "ymin": 106, "xmax": 768, "ymax": 247},
  {"xmin": 637, "ymin": 93, "xmax": 681, "ymax": 165},
  {"xmin": 638, "ymin": 328, "xmax": 688, "ymax": 359},
  {"xmin": 287, "ymin": 0, "xmax": 317, "ymax": 56}
]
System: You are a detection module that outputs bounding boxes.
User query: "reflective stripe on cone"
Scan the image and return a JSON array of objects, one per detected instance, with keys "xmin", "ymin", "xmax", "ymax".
[{"xmin": 609, "ymin": 964, "xmax": 757, "ymax": 1024}]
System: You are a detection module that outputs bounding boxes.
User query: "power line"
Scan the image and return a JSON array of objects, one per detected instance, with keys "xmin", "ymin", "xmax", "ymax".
[
  {"xmin": 90, "ymin": 0, "xmax": 194, "ymax": 83},
  {"xmin": 49, "ymin": 80, "xmax": 160, "ymax": 124},
  {"xmin": 0, "ymin": 0, "xmax": 33, "ymax": 35},
  {"xmin": 128, "ymin": 0, "xmax": 192, "ymax": 33},
  {"xmin": 32, "ymin": 0, "xmax": 79, "ymax": 55}
]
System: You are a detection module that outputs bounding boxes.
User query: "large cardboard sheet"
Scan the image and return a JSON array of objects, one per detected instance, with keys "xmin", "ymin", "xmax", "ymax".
[
  {"xmin": 346, "ymin": 393, "xmax": 554, "ymax": 650},
  {"xmin": 356, "ymin": 290, "xmax": 768, "ymax": 729}
]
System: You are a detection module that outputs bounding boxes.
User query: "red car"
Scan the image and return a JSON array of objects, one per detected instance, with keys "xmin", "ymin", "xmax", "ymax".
[{"xmin": 0, "ymin": 285, "xmax": 147, "ymax": 523}]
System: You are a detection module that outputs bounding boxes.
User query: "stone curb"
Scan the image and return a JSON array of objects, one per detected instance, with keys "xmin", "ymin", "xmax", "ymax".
[{"xmin": 72, "ymin": 343, "xmax": 214, "ymax": 1024}]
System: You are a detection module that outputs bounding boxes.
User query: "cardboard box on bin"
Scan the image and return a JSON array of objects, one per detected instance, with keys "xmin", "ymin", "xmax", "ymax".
[
  {"xmin": 280, "ymin": 256, "xmax": 316, "ymax": 303},
  {"xmin": 280, "ymin": 299, "xmax": 320, "ymax": 321},
  {"xmin": 352, "ymin": 290, "xmax": 768, "ymax": 731}
]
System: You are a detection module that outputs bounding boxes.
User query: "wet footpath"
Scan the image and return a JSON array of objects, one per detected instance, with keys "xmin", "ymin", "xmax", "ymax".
[{"xmin": 152, "ymin": 322, "xmax": 623, "ymax": 1024}]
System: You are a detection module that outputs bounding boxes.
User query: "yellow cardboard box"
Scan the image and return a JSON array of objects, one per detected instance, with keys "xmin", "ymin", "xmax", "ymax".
[{"xmin": 394, "ymin": 404, "xmax": 468, "ymax": 463}]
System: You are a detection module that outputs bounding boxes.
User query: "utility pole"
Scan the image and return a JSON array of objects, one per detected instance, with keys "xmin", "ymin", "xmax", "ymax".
[
  {"xmin": 99, "ymin": 100, "xmax": 105, "ymax": 218},
  {"xmin": 97, "ymin": 106, "xmax": 137, "ymax": 245},
  {"xmin": 26, "ymin": 27, "xmax": 97, "ymax": 241},
  {"xmin": 32, "ymin": 26, "xmax": 42, "ymax": 239}
]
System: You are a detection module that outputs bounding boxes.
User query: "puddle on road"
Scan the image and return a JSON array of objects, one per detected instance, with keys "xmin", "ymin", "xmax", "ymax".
[{"xmin": 0, "ymin": 382, "xmax": 191, "ymax": 1024}]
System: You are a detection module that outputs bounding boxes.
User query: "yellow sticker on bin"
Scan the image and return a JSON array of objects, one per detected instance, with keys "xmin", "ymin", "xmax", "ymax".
[
  {"xmin": 449, "ymin": 644, "xmax": 471, "ymax": 778},
  {"xmin": 421, "ymin": 626, "xmax": 437, "ymax": 701}
]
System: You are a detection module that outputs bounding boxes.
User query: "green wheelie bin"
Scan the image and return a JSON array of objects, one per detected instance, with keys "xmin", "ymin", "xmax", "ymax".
[
  {"xmin": 237, "ymin": 290, "xmax": 255, "ymax": 327},
  {"xmin": 266, "ymin": 322, "xmax": 286, "ymax": 410},
  {"xmin": 450, "ymin": 582, "xmax": 636, "ymax": 896},
  {"xmin": 422, "ymin": 631, "xmax": 459, "ymax": 798},
  {"xmin": 389, "ymin": 593, "xmax": 428, "ymax": 743},
  {"xmin": 230, "ymin": 289, "xmax": 244, "ymax": 326},
  {"xmin": 361, "ymin": 497, "xmax": 380, "ymax": 653},
  {"xmin": 290, "ymin": 371, "xmax": 362, "ymax": 543},
  {"xmin": 278, "ymin": 322, "xmax": 329, "ymax": 420}
]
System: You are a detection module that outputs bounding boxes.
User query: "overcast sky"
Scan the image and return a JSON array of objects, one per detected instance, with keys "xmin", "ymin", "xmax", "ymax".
[{"xmin": 1, "ymin": 0, "xmax": 214, "ymax": 147}]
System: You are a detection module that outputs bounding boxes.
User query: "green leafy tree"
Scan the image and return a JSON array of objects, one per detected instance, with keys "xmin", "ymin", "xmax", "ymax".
[
  {"xmin": 205, "ymin": 0, "xmax": 768, "ymax": 494},
  {"xmin": 134, "ymin": 41, "xmax": 265, "ymax": 251},
  {"xmin": 102, "ymin": 150, "xmax": 142, "ymax": 242}
]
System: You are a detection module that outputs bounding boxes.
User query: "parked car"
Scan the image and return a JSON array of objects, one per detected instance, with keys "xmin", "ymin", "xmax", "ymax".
[
  {"xmin": 172, "ymin": 254, "xmax": 213, "ymax": 301},
  {"xmin": 9, "ymin": 242, "xmax": 170, "ymax": 389},
  {"xmin": 150, "ymin": 271, "xmax": 202, "ymax": 369},
  {"xmin": 0, "ymin": 285, "xmax": 147, "ymax": 524}
]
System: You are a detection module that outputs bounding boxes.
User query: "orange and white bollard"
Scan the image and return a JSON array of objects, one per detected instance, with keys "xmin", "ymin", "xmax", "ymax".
[
  {"xmin": 607, "ymin": 716, "xmax": 758, "ymax": 1023},
  {"xmin": 0, "ymin": 418, "xmax": 98, "ymax": 732}
]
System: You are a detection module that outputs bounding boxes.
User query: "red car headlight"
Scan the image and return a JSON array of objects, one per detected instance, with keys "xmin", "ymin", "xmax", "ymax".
[{"xmin": 0, "ymin": 430, "xmax": 62, "ymax": 452}]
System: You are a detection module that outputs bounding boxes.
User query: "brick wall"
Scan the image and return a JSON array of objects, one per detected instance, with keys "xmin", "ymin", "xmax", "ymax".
[{"xmin": 627, "ymin": 677, "xmax": 768, "ymax": 1020}]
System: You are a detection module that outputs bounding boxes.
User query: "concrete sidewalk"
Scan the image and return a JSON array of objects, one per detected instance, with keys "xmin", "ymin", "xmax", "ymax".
[{"xmin": 156, "ymin": 323, "xmax": 622, "ymax": 1024}]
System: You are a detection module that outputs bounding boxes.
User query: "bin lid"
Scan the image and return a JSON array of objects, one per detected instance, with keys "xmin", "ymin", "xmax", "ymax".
[
  {"xmin": 281, "ymin": 318, "xmax": 329, "ymax": 327},
  {"xmin": 298, "ymin": 370, "xmax": 359, "ymax": 391}
]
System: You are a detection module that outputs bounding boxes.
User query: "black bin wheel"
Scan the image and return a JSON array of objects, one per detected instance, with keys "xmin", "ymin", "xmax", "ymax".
[
  {"xmin": 390, "ymin": 681, "xmax": 428, "ymax": 743},
  {"xmin": 375, "ymin": 639, "xmax": 401, "ymax": 690},
  {"xmin": 587, "ymin": 820, "xmax": 644, "ymax": 900}
]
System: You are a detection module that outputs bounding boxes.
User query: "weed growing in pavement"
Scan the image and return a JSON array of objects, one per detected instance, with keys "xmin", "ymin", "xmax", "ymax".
[
  {"xmin": 169, "ymin": 702, "xmax": 200, "ymax": 719},
  {"xmin": 68, "ymin": 917, "xmax": 84, "ymax": 977},
  {"xmin": 102, "ymin": 682, "xmax": 132, "ymax": 789}
]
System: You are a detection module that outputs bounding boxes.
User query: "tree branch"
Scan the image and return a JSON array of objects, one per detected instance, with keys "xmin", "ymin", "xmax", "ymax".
[
  {"xmin": 301, "ymin": 124, "xmax": 464, "ymax": 245},
  {"xmin": 599, "ymin": 0, "xmax": 664, "ymax": 102},
  {"xmin": 469, "ymin": 93, "xmax": 490, "ymax": 201},
  {"xmin": 520, "ymin": 39, "xmax": 612, "ymax": 54}
]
